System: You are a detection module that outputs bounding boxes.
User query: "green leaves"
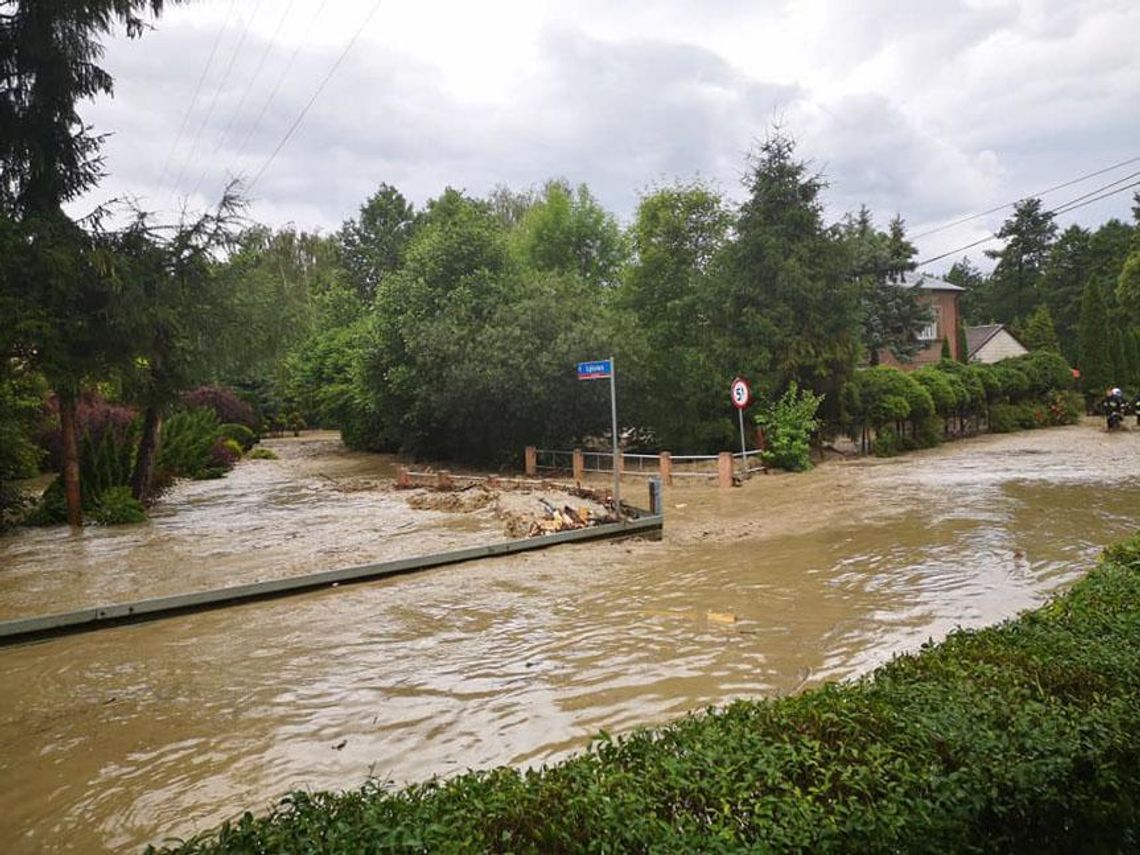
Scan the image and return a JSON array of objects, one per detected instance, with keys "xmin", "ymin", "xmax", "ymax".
[{"xmin": 755, "ymin": 382, "xmax": 823, "ymax": 471}]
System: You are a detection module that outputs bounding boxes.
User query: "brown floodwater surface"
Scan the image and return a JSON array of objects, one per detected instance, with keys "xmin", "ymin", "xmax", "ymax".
[{"xmin": 1, "ymin": 424, "xmax": 1138, "ymax": 852}]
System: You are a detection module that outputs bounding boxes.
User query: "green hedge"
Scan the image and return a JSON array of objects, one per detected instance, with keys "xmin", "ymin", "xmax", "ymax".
[{"xmin": 160, "ymin": 536, "xmax": 1140, "ymax": 853}]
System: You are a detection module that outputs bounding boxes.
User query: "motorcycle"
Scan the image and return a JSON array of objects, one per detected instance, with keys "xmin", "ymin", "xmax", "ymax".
[{"xmin": 1105, "ymin": 396, "xmax": 1125, "ymax": 430}]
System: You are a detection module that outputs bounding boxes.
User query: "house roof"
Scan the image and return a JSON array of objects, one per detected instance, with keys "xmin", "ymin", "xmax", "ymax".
[
  {"xmin": 965, "ymin": 323, "xmax": 1021, "ymax": 358},
  {"xmin": 894, "ymin": 271, "xmax": 966, "ymax": 292}
]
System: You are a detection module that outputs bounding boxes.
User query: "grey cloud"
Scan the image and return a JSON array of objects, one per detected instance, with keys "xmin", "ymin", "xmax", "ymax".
[
  {"xmin": 787, "ymin": 94, "xmax": 1001, "ymax": 229},
  {"xmin": 805, "ymin": 0, "xmax": 1019, "ymax": 74},
  {"xmin": 75, "ymin": 0, "xmax": 1139, "ymax": 258},
  {"xmin": 81, "ymin": 20, "xmax": 803, "ymax": 229}
]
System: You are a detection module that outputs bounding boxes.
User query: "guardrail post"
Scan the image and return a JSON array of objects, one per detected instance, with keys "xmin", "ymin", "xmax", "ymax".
[
  {"xmin": 659, "ymin": 451, "xmax": 673, "ymax": 486},
  {"xmin": 396, "ymin": 466, "xmax": 412, "ymax": 489},
  {"xmin": 718, "ymin": 452, "xmax": 734, "ymax": 488},
  {"xmin": 572, "ymin": 448, "xmax": 584, "ymax": 481},
  {"xmin": 648, "ymin": 476, "xmax": 662, "ymax": 514},
  {"xmin": 525, "ymin": 446, "xmax": 537, "ymax": 476}
]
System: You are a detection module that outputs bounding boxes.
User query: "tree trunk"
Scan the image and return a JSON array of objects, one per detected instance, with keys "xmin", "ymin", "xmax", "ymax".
[
  {"xmin": 58, "ymin": 390, "xmax": 83, "ymax": 528},
  {"xmin": 131, "ymin": 405, "xmax": 163, "ymax": 504}
]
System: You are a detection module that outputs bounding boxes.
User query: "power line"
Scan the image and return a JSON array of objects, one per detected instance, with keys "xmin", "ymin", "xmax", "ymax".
[
  {"xmin": 156, "ymin": 0, "xmax": 236, "ymax": 190},
  {"xmin": 170, "ymin": 0, "xmax": 261, "ymax": 197},
  {"xmin": 915, "ymin": 178, "xmax": 1140, "ymax": 268},
  {"xmin": 229, "ymin": 0, "xmax": 330, "ymax": 176},
  {"xmin": 189, "ymin": 0, "xmax": 296, "ymax": 201},
  {"xmin": 1051, "ymin": 170, "xmax": 1140, "ymax": 215},
  {"xmin": 910, "ymin": 153, "xmax": 1140, "ymax": 240},
  {"xmin": 247, "ymin": 0, "xmax": 383, "ymax": 194}
]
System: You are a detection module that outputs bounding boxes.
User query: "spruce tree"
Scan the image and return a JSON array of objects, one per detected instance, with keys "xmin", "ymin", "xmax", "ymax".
[
  {"xmin": 984, "ymin": 198, "xmax": 1057, "ymax": 324},
  {"xmin": 1020, "ymin": 304, "xmax": 1060, "ymax": 352},
  {"xmin": 0, "ymin": 0, "xmax": 181, "ymax": 525},
  {"xmin": 719, "ymin": 130, "xmax": 861, "ymax": 399}
]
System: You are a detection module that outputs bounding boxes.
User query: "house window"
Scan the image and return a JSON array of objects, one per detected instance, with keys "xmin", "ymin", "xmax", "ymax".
[{"xmin": 918, "ymin": 307, "xmax": 940, "ymax": 341}]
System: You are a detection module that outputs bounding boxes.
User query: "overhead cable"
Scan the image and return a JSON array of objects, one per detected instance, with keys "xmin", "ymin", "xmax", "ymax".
[
  {"xmin": 189, "ymin": 0, "xmax": 296, "ymax": 201},
  {"xmin": 247, "ymin": 0, "xmax": 384, "ymax": 194},
  {"xmin": 910, "ymin": 153, "xmax": 1140, "ymax": 240},
  {"xmin": 156, "ymin": 0, "xmax": 236, "ymax": 189},
  {"xmin": 229, "ymin": 0, "xmax": 330, "ymax": 177},
  {"xmin": 915, "ymin": 178, "xmax": 1140, "ymax": 268},
  {"xmin": 170, "ymin": 0, "xmax": 262, "ymax": 197}
]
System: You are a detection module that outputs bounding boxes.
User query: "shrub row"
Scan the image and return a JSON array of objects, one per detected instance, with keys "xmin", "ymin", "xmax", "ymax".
[
  {"xmin": 161, "ymin": 535, "xmax": 1140, "ymax": 853},
  {"xmin": 840, "ymin": 351, "xmax": 1081, "ymax": 455}
]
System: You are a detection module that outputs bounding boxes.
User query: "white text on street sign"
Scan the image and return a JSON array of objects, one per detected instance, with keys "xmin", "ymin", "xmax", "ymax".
[{"xmin": 577, "ymin": 359, "xmax": 613, "ymax": 381}]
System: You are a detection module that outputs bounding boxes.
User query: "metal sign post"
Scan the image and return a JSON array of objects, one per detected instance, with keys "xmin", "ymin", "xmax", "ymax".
[
  {"xmin": 577, "ymin": 357, "xmax": 621, "ymax": 517},
  {"xmin": 731, "ymin": 376, "xmax": 751, "ymax": 479}
]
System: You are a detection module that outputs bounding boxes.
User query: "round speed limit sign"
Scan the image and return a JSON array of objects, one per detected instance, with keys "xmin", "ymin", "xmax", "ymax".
[{"xmin": 730, "ymin": 377, "xmax": 751, "ymax": 409}]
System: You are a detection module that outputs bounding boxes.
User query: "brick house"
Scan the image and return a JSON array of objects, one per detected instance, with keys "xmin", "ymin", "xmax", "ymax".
[{"xmin": 876, "ymin": 272, "xmax": 964, "ymax": 369}]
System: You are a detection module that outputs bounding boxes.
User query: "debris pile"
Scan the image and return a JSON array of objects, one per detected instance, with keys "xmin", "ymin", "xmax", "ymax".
[
  {"xmin": 407, "ymin": 488, "xmax": 494, "ymax": 513},
  {"xmin": 526, "ymin": 497, "xmax": 618, "ymax": 537}
]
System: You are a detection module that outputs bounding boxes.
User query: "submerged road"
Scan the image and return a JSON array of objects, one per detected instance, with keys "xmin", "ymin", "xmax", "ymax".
[{"xmin": 1, "ymin": 423, "xmax": 1138, "ymax": 851}]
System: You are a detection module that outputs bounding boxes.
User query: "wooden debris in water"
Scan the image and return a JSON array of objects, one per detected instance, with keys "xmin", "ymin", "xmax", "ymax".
[{"xmin": 526, "ymin": 502, "xmax": 617, "ymax": 537}]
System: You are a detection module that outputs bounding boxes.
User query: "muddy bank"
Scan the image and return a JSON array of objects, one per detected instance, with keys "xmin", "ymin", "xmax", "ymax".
[{"xmin": 1, "ymin": 422, "xmax": 1139, "ymax": 852}]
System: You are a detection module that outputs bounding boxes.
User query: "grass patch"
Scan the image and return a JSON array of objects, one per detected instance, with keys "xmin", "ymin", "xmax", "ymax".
[{"xmin": 157, "ymin": 536, "xmax": 1140, "ymax": 853}]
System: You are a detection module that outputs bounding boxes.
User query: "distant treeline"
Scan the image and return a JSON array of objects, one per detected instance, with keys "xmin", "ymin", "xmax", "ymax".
[{"xmin": 212, "ymin": 136, "xmax": 1135, "ymax": 464}]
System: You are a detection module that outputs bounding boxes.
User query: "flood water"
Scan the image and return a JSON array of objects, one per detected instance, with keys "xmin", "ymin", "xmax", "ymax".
[{"xmin": 1, "ymin": 424, "xmax": 1138, "ymax": 852}]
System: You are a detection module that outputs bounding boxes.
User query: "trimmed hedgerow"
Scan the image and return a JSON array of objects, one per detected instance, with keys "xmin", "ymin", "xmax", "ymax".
[{"xmin": 159, "ymin": 536, "xmax": 1140, "ymax": 853}]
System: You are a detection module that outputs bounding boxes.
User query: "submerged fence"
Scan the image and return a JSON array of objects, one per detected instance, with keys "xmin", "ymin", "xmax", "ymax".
[{"xmin": 528, "ymin": 446, "xmax": 765, "ymax": 488}]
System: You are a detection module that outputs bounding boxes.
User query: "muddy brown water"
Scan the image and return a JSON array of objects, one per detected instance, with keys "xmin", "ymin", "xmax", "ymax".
[{"xmin": 1, "ymin": 425, "xmax": 1138, "ymax": 852}]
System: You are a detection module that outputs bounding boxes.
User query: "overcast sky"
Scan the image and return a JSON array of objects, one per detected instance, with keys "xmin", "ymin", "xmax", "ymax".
[{"xmin": 76, "ymin": 0, "xmax": 1140, "ymax": 272}]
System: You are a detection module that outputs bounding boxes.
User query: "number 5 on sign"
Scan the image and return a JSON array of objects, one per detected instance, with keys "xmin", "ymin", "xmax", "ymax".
[{"xmin": 731, "ymin": 377, "xmax": 751, "ymax": 409}]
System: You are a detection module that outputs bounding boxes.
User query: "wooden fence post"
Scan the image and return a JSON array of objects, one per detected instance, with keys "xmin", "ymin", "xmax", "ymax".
[
  {"xmin": 717, "ymin": 452, "xmax": 734, "ymax": 489},
  {"xmin": 396, "ymin": 467, "xmax": 412, "ymax": 489},
  {"xmin": 659, "ymin": 451, "xmax": 673, "ymax": 486},
  {"xmin": 525, "ymin": 446, "xmax": 537, "ymax": 476},
  {"xmin": 572, "ymin": 448, "xmax": 584, "ymax": 482}
]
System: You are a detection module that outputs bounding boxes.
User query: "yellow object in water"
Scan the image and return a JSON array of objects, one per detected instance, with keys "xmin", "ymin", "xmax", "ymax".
[{"xmin": 707, "ymin": 610, "xmax": 736, "ymax": 625}]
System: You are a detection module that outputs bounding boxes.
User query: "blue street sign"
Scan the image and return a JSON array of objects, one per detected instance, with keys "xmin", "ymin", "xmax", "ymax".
[{"xmin": 577, "ymin": 359, "xmax": 613, "ymax": 380}]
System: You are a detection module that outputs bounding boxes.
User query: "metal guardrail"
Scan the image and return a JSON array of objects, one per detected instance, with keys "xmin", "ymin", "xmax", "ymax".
[{"xmin": 0, "ymin": 513, "xmax": 664, "ymax": 647}]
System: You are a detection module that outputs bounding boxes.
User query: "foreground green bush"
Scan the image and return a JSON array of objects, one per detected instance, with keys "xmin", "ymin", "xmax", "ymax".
[{"xmin": 161, "ymin": 536, "xmax": 1140, "ymax": 853}]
